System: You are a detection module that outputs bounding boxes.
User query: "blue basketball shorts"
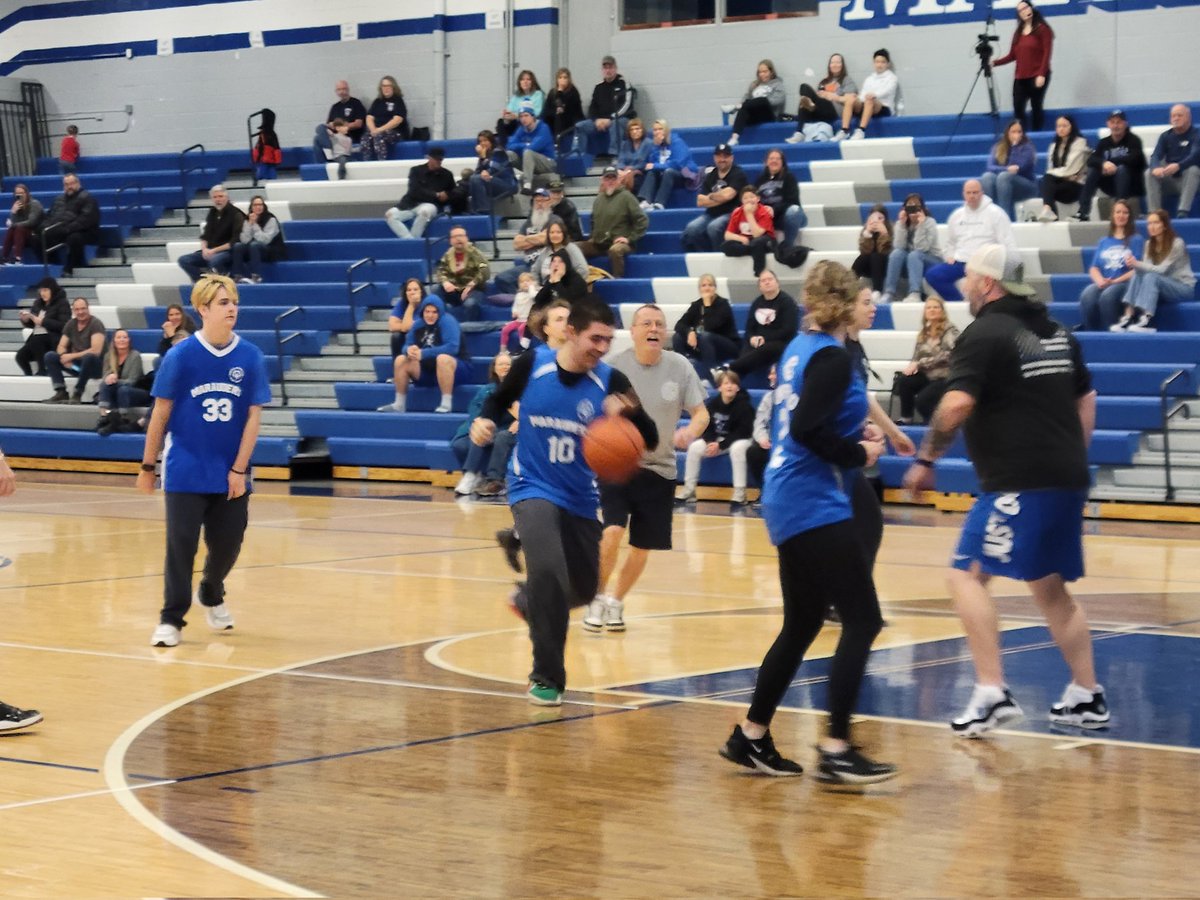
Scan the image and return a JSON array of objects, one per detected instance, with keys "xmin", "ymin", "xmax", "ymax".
[{"xmin": 952, "ymin": 489, "xmax": 1087, "ymax": 583}]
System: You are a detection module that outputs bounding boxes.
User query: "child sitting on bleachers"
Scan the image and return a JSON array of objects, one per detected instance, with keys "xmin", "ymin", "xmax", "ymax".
[
  {"xmin": 677, "ymin": 370, "xmax": 756, "ymax": 506},
  {"xmin": 329, "ymin": 118, "xmax": 353, "ymax": 180},
  {"xmin": 500, "ymin": 272, "xmax": 539, "ymax": 353}
]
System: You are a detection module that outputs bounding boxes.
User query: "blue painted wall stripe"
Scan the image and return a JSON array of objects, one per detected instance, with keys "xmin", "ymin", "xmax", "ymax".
[
  {"xmin": 0, "ymin": 0, "xmax": 243, "ymax": 35},
  {"xmin": 0, "ymin": 37, "xmax": 157, "ymax": 75},
  {"xmin": 262, "ymin": 24, "xmax": 342, "ymax": 49},
  {"xmin": 172, "ymin": 31, "xmax": 251, "ymax": 54},
  {"xmin": 357, "ymin": 15, "xmax": 437, "ymax": 40}
]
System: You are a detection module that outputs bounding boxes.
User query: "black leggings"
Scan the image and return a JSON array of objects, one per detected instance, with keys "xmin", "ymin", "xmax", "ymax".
[
  {"xmin": 796, "ymin": 84, "xmax": 840, "ymax": 126},
  {"xmin": 1041, "ymin": 173, "xmax": 1083, "ymax": 212},
  {"xmin": 892, "ymin": 371, "xmax": 947, "ymax": 421},
  {"xmin": 1012, "ymin": 73, "xmax": 1049, "ymax": 133},
  {"xmin": 747, "ymin": 519, "xmax": 884, "ymax": 740},
  {"xmin": 731, "ymin": 97, "xmax": 776, "ymax": 136},
  {"xmin": 852, "ymin": 251, "xmax": 887, "ymax": 292},
  {"xmin": 728, "ymin": 340, "xmax": 786, "ymax": 378}
]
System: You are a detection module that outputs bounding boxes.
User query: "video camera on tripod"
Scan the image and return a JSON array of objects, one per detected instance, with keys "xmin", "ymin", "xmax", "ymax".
[{"xmin": 975, "ymin": 28, "xmax": 1000, "ymax": 69}]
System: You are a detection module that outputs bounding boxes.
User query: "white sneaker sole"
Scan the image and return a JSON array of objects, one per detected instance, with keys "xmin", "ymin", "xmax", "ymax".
[
  {"xmin": 0, "ymin": 711, "xmax": 44, "ymax": 732},
  {"xmin": 952, "ymin": 705, "xmax": 1024, "ymax": 738},
  {"xmin": 1048, "ymin": 711, "xmax": 1110, "ymax": 729}
]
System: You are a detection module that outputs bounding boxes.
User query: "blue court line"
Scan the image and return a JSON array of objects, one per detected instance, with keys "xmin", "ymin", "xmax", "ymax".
[{"xmin": 0, "ymin": 754, "xmax": 164, "ymax": 781}]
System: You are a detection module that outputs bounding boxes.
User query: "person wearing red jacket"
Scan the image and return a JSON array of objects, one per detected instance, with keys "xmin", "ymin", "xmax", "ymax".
[
  {"xmin": 721, "ymin": 186, "xmax": 776, "ymax": 276},
  {"xmin": 992, "ymin": 0, "xmax": 1054, "ymax": 132}
]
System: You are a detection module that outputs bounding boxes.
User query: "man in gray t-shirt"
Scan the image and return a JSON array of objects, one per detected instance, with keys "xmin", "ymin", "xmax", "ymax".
[{"xmin": 584, "ymin": 304, "xmax": 709, "ymax": 633}]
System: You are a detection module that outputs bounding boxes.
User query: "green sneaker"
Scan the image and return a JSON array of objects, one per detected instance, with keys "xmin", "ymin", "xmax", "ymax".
[{"xmin": 527, "ymin": 680, "xmax": 562, "ymax": 706}]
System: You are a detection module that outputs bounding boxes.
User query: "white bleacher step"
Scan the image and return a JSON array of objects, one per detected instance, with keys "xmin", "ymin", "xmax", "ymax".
[
  {"xmin": 648, "ymin": 277, "xmax": 732, "ymax": 306},
  {"xmin": 132, "ymin": 262, "xmax": 189, "ymax": 287},
  {"xmin": 838, "ymin": 137, "xmax": 915, "ymax": 162},
  {"xmin": 0, "ymin": 374, "xmax": 99, "ymax": 403},
  {"xmin": 267, "ymin": 179, "xmax": 409, "ymax": 205},
  {"xmin": 165, "ymin": 241, "xmax": 201, "ymax": 263},
  {"xmin": 682, "ymin": 250, "xmax": 858, "ymax": 279},
  {"xmin": 796, "ymin": 181, "xmax": 859, "ymax": 206},
  {"xmin": 860, "ymin": 330, "xmax": 918, "ymax": 361},
  {"xmin": 96, "ymin": 283, "xmax": 181, "ymax": 307},
  {"xmin": 326, "ymin": 159, "xmax": 477, "ymax": 181},
  {"xmin": 809, "ymin": 160, "xmax": 887, "ymax": 185},
  {"xmin": 887, "ymin": 300, "xmax": 975, "ymax": 332},
  {"xmin": 85, "ymin": 305, "xmax": 149, "ymax": 329}
]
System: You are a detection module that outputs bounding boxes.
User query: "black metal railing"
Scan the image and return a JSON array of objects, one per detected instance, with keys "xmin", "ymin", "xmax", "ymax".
[
  {"xmin": 274, "ymin": 306, "xmax": 304, "ymax": 407},
  {"xmin": 21, "ymin": 82, "xmax": 47, "ymax": 161},
  {"xmin": 1160, "ymin": 369, "xmax": 1191, "ymax": 502},
  {"xmin": 114, "ymin": 181, "xmax": 145, "ymax": 265},
  {"xmin": 178, "ymin": 143, "xmax": 206, "ymax": 225},
  {"xmin": 0, "ymin": 98, "xmax": 39, "ymax": 180},
  {"xmin": 39, "ymin": 221, "xmax": 65, "ymax": 275},
  {"xmin": 247, "ymin": 110, "xmax": 265, "ymax": 188},
  {"xmin": 346, "ymin": 257, "xmax": 376, "ymax": 355}
]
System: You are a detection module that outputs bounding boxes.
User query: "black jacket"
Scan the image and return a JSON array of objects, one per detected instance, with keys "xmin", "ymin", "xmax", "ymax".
[
  {"xmin": 587, "ymin": 75, "xmax": 635, "ymax": 120},
  {"xmin": 674, "ymin": 296, "xmax": 740, "ymax": 344},
  {"xmin": 200, "ymin": 204, "xmax": 244, "ymax": 249},
  {"xmin": 31, "ymin": 289, "xmax": 70, "ymax": 337},
  {"xmin": 743, "ymin": 291, "xmax": 799, "ymax": 347},
  {"xmin": 552, "ymin": 198, "xmax": 584, "ymax": 242},
  {"xmin": 401, "ymin": 163, "xmax": 457, "ymax": 210},
  {"xmin": 703, "ymin": 391, "xmax": 756, "ymax": 450},
  {"xmin": 46, "ymin": 188, "xmax": 100, "ymax": 235},
  {"xmin": 753, "ymin": 164, "xmax": 801, "ymax": 219},
  {"xmin": 543, "ymin": 86, "xmax": 585, "ymax": 138}
]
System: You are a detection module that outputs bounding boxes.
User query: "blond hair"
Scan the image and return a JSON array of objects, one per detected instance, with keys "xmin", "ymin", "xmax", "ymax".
[
  {"xmin": 803, "ymin": 260, "xmax": 859, "ymax": 330},
  {"xmin": 190, "ymin": 273, "xmax": 238, "ymax": 314}
]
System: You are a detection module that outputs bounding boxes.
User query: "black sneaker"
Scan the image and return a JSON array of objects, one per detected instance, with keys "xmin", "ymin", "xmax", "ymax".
[
  {"xmin": 507, "ymin": 581, "xmax": 529, "ymax": 622},
  {"xmin": 0, "ymin": 700, "xmax": 43, "ymax": 733},
  {"xmin": 816, "ymin": 746, "xmax": 898, "ymax": 785},
  {"xmin": 42, "ymin": 388, "xmax": 68, "ymax": 404},
  {"xmin": 495, "ymin": 528, "xmax": 523, "ymax": 574},
  {"xmin": 1069, "ymin": 211, "xmax": 1089, "ymax": 222},
  {"xmin": 1049, "ymin": 684, "xmax": 1110, "ymax": 728},
  {"xmin": 951, "ymin": 686, "xmax": 1024, "ymax": 738},
  {"xmin": 719, "ymin": 725, "xmax": 803, "ymax": 776}
]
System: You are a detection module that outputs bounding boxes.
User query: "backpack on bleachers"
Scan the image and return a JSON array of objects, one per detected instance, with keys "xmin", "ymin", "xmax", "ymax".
[{"xmin": 774, "ymin": 243, "xmax": 810, "ymax": 269}]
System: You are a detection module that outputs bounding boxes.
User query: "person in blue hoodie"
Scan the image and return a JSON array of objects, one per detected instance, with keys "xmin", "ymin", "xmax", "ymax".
[
  {"xmin": 467, "ymin": 130, "xmax": 519, "ymax": 214},
  {"xmin": 509, "ymin": 107, "xmax": 557, "ymax": 194},
  {"xmin": 979, "ymin": 120, "xmax": 1038, "ymax": 221},
  {"xmin": 377, "ymin": 295, "xmax": 472, "ymax": 413},
  {"xmin": 636, "ymin": 119, "xmax": 696, "ymax": 211}
]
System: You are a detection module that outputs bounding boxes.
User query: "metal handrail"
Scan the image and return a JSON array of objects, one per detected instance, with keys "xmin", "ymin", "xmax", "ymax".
[
  {"xmin": 178, "ymin": 143, "xmax": 206, "ymax": 225},
  {"xmin": 39, "ymin": 220, "xmax": 65, "ymax": 276},
  {"xmin": 274, "ymin": 306, "xmax": 304, "ymax": 407},
  {"xmin": 247, "ymin": 110, "xmax": 265, "ymax": 188},
  {"xmin": 346, "ymin": 257, "xmax": 376, "ymax": 355},
  {"xmin": 1160, "ymin": 369, "xmax": 1191, "ymax": 502},
  {"xmin": 114, "ymin": 181, "xmax": 144, "ymax": 265},
  {"xmin": 422, "ymin": 221, "xmax": 454, "ymax": 292}
]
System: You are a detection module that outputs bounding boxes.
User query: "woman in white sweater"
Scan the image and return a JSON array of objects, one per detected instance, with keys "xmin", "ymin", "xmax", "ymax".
[
  {"xmin": 846, "ymin": 49, "xmax": 899, "ymax": 139},
  {"xmin": 1110, "ymin": 209, "xmax": 1197, "ymax": 333},
  {"xmin": 1036, "ymin": 115, "xmax": 1089, "ymax": 222}
]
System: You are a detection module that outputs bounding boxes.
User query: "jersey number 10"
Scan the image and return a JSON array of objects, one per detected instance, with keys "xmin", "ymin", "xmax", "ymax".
[{"xmin": 547, "ymin": 435, "xmax": 577, "ymax": 464}]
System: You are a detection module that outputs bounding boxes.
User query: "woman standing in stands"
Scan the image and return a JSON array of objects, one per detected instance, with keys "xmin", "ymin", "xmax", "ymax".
[
  {"xmin": 95, "ymin": 329, "xmax": 148, "ymax": 436},
  {"xmin": 361, "ymin": 76, "xmax": 409, "ymax": 161},
  {"xmin": 718, "ymin": 260, "xmax": 896, "ymax": 784},
  {"xmin": 230, "ymin": 195, "xmax": 285, "ymax": 285},
  {"xmin": 673, "ymin": 273, "xmax": 741, "ymax": 385},
  {"xmin": 1110, "ymin": 209, "xmax": 1196, "ymax": 333},
  {"xmin": 1077, "ymin": 200, "xmax": 1144, "ymax": 331},
  {"xmin": 881, "ymin": 193, "xmax": 941, "ymax": 304},
  {"xmin": 2, "ymin": 183, "xmax": 43, "ymax": 264},
  {"xmin": 542, "ymin": 67, "xmax": 585, "ymax": 154},
  {"xmin": 992, "ymin": 0, "xmax": 1054, "ymax": 132},
  {"xmin": 1036, "ymin": 115, "xmax": 1089, "ymax": 222},
  {"xmin": 15, "ymin": 277, "xmax": 69, "ymax": 376},
  {"xmin": 892, "ymin": 296, "xmax": 958, "ymax": 424},
  {"xmin": 785, "ymin": 53, "xmax": 858, "ymax": 144},
  {"xmin": 497, "ymin": 70, "xmax": 544, "ymax": 147},
  {"xmin": 980, "ymin": 120, "xmax": 1037, "ymax": 221},
  {"xmin": 852, "ymin": 204, "xmax": 893, "ymax": 298},
  {"xmin": 727, "ymin": 59, "xmax": 786, "ymax": 147},
  {"xmin": 615, "ymin": 119, "xmax": 652, "ymax": 196}
]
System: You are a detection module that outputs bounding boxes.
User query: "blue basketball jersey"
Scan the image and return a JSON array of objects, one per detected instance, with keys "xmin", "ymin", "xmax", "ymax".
[
  {"xmin": 508, "ymin": 345, "xmax": 613, "ymax": 519},
  {"xmin": 151, "ymin": 333, "xmax": 273, "ymax": 494},
  {"xmin": 762, "ymin": 331, "xmax": 868, "ymax": 546}
]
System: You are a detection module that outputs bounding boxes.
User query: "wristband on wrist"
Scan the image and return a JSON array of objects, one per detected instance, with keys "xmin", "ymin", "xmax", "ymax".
[
  {"xmin": 140, "ymin": 463, "xmax": 155, "ymax": 472},
  {"xmin": 230, "ymin": 467, "xmax": 246, "ymax": 476}
]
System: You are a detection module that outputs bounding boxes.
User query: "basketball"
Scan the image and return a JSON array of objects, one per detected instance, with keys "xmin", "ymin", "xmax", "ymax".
[{"xmin": 583, "ymin": 415, "xmax": 645, "ymax": 484}]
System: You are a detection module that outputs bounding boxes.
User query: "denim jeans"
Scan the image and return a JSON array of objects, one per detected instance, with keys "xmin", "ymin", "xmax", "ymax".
[
  {"xmin": 1078, "ymin": 281, "xmax": 1131, "ymax": 330},
  {"xmin": 980, "ymin": 170, "xmax": 1037, "ymax": 221},
  {"xmin": 178, "ymin": 249, "xmax": 232, "ymax": 282},
  {"xmin": 386, "ymin": 204, "xmax": 438, "ymax": 239},
  {"xmin": 638, "ymin": 169, "xmax": 680, "ymax": 208},
  {"xmin": 230, "ymin": 242, "xmax": 269, "ymax": 279},
  {"xmin": 780, "ymin": 205, "xmax": 808, "ymax": 246},
  {"xmin": 468, "ymin": 174, "xmax": 517, "ymax": 214},
  {"xmin": 682, "ymin": 212, "xmax": 731, "ymax": 252},
  {"xmin": 44, "ymin": 350, "xmax": 102, "ymax": 394},
  {"xmin": 1125, "ymin": 271, "xmax": 1194, "ymax": 316},
  {"xmin": 884, "ymin": 247, "xmax": 943, "ymax": 297},
  {"xmin": 573, "ymin": 117, "xmax": 628, "ymax": 156},
  {"xmin": 671, "ymin": 331, "xmax": 740, "ymax": 382}
]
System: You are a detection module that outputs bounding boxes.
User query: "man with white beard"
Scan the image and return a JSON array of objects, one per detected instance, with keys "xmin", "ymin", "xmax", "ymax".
[
  {"xmin": 576, "ymin": 166, "xmax": 648, "ymax": 279},
  {"xmin": 494, "ymin": 188, "xmax": 556, "ymax": 293}
]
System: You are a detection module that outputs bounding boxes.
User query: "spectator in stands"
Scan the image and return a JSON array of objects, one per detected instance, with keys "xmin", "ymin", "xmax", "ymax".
[
  {"xmin": 1036, "ymin": 115, "xmax": 1089, "ymax": 222},
  {"xmin": 532, "ymin": 217, "xmax": 589, "ymax": 282},
  {"xmin": 177, "ymin": 184, "xmax": 243, "ymax": 282},
  {"xmin": 43, "ymin": 173, "xmax": 100, "ymax": 277},
  {"xmin": 547, "ymin": 179, "xmax": 583, "ymax": 241},
  {"xmin": 500, "ymin": 271, "xmax": 539, "ymax": 352},
  {"xmin": 2, "ymin": 183, "xmax": 43, "ymax": 264},
  {"xmin": 852, "ymin": 204, "xmax": 894, "ymax": 297},
  {"xmin": 94, "ymin": 329, "xmax": 147, "ymax": 436},
  {"xmin": 530, "ymin": 249, "xmax": 589, "ymax": 309},
  {"xmin": 327, "ymin": 119, "xmax": 353, "ymax": 180},
  {"xmin": 753, "ymin": 148, "xmax": 806, "ymax": 249},
  {"xmin": 575, "ymin": 55, "xmax": 636, "ymax": 158},
  {"xmin": 726, "ymin": 59, "xmax": 786, "ymax": 147},
  {"xmin": 378, "ymin": 294, "xmax": 470, "ymax": 414},
  {"xmin": 576, "ymin": 166, "xmax": 648, "ymax": 278},
  {"xmin": 1145, "ymin": 104, "xmax": 1200, "ymax": 219},
  {"xmin": 677, "ymin": 370, "xmax": 755, "ymax": 505},
  {"xmin": 251, "ymin": 109, "xmax": 281, "ymax": 181},
  {"xmin": 785, "ymin": 53, "xmax": 858, "ymax": 144},
  {"xmin": 926, "ymin": 179, "xmax": 1018, "ymax": 303},
  {"xmin": 979, "ymin": 120, "xmax": 1037, "ymax": 221},
  {"xmin": 542, "ymin": 67, "xmax": 585, "ymax": 154},
  {"xmin": 388, "ymin": 277, "xmax": 426, "ymax": 358},
  {"xmin": 722, "ymin": 186, "xmax": 776, "ymax": 277},
  {"xmin": 313, "ymin": 80, "xmax": 366, "ymax": 163},
  {"xmin": 1110, "ymin": 209, "xmax": 1196, "ymax": 333},
  {"xmin": 157, "ymin": 303, "xmax": 197, "ymax": 355},
  {"xmin": 846, "ymin": 49, "xmax": 899, "ymax": 138},
  {"xmin": 992, "ymin": 0, "xmax": 1054, "ymax": 132},
  {"xmin": 510, "ymin": 107, "xmax": 557, "ymax": 194},
  {"xmin": 494, "ymin": 188, "xmax": 555, "ymax": 293},
  {"xmin": 42, "ymin": 296, "xmax": 105, "ymax": 404},
  {"xmin": 361, "ymin": 76, "xmax": 409, "ymax": 161},
  {"xmin": 497, "ymin": 70, "xmax": 544, "ymax": 147},
  {"xmin": 673, "ymin": 273, "xmax": 741, "ymax": 384},
  {"xmin": 231, "ymin": 195, "xmax": 285, "ymax": 285},
  {"xmin": 882, "ymin": 192, "xmax": 941, "ymax": 304},
  {"xmin": 726, "ymin": 268, "xmax": 798, "ymax": 382},
  {"xmin": 59, "ymin": 124, "xmax": 80, "ymax": 175},
  {"xmin": 386, "ymin": 147, "xmax": 455, "ymax": 239},
  {"xmin": 451, "ymin": 351, "xmax": 517, "ymax": 497},
  {"xmin": 435, "ymin": 225, "xmax": 490, "ymax": 321},
  {"xmin": 892, "ymin": 297, "xmax": 958, "ymax": 424},
  {"xmin": 1073, "ymin": 109, "xmax": 1146, "ymax": 222},
  {"xmin": 15, "ymin": 276, "xmax": 69, "ymax": 376},
  {"xmin": 1078, "ymin": 200, "xmax": 1144, "ymax": 331},
  {"xmin": 467, "ymin": 130, "xmax": 518, "ymax": 214},
  {"xmin": 615, "ymin": 118, "xmax": 651, "ymax": 195},
  {"xmin": 682, "ymin": 143, "xmax": 749, "ymax": 252},
  {"xmin": 638, "ymin": 119, "xmax": 695, "ymax": 211}
]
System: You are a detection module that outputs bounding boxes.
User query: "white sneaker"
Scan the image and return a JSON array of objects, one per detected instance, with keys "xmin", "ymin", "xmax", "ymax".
[
  {"xmin": 1127, "ymin": 313, "xmax": 1157, "ymax": 333},
  {"xmin": 434, "ymin": 400, "xmax": 453, "ymax": 413},
  {"xmin": 454, "ymin": 472, "xmax": 478, "ymax": 495},
  {"xmin": 582, "ymin": 597, "xmax": 607, "ymax": 633},
  {"xmin": 871, "ymin": 290, "xmax": 882, "ymax": 303},
  {"xmin": 950, "ymin": 685, "xmax": 1024, "ymax": 738},
  {"xmin": 832, "ymin": 130, "xmax": 848, "ymax": 142},
  {"xmin": 727, "ymin": 134, "xmax": 739, "ymax": 147},
  {"xmin": 720, "ymin": 103, "xmax": 738, "ymax": 115},
  {"xmin": 878, "ymin": 292, "xmax": 893, "ymax": 305},
  {"xmin": 583, "ymin": 595, "xmax": 625, "ymax": 633},
  {"xmin": 653, "ymin": 202, "xmax": 664, "ymax": 210},
  {"xmin": 205, "ymin": 603, "xmax": 235, "ymax": 631},
  {"xmin": 1109, "ymin": 312, "xmax": 1133, "ymax": 332},
  {"xmin": 1037, "ymin": 206, "xmax": 1058, "ymax": 223},
  {"xmin": 151, "ymin": 623, "xmax": 181, "ymax": 647},
  {"xmin": 903, "ymin": 292, "xmax": 922, "ymax": 303},
  {"xmin": 850, "ymin": 128, "xmax": 866, "ymax": 140},
  {"xmin": 639, "ymin": 200, "xmax": 652, "ymax": 210},
  {"xmin": 377, "ymin": 400, "xmax": 405, "ymax": 412},
  {"xmin": 784, "ymin": 132, "xmax": 805, "ymax": 144}
]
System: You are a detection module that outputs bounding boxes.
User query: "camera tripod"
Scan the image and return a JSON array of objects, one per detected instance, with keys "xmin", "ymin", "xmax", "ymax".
[{"xmin": 944, "ymin": 26, "xmax": 1003, "ymax": 153}]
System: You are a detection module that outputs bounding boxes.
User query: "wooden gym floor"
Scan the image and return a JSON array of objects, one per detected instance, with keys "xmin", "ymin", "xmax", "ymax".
[{"xmin": 1, "ymin": 475, "xmax": 1198, "ymax": 898}]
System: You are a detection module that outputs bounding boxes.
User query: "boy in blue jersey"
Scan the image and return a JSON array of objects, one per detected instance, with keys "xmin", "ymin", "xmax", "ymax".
[
  {"xmin": 470, "ymin": 300, "xmax": 658, "ymax": 705},
  {"xmin": 137, "ymin": 274, "xmax": 272, "ymax": 648}
]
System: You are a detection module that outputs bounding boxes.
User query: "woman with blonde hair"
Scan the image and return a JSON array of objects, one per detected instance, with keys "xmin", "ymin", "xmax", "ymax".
[
  {"xmin": 893, "ymin": 295, "xmax": 958, "ymax": 423},
  {"xmin": 94, "ymin": 328, "xmax": 147, "ymax": 435},
  {"xmin": 362, "ymin": 75, "xmax": 409, "ymax": 160},
  {"xmin": 719, "ymin": 259, "xmax": 896, "ymax": 784},
  {"xmin": 637, "ymin": 118, "xmax": 696, "ymax": 211}
]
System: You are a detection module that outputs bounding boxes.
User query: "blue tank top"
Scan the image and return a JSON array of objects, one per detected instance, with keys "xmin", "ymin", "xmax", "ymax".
[
  {"xmin": 508, "ymin": 345, "xmax": 613, "ymax": 519},
  {"xmin": 762, "ymin": 331, "xmax": 868, "ymax": 546}
]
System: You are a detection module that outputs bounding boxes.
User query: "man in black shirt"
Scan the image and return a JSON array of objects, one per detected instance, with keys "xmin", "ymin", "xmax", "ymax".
[
  {"xmin": 313, "ymin": 79, "xmax": 367, "ymax": 162},
  {"xmin": 386, "ymin": 148, "xmax": 456, "ymax": 239},
  {"xmin": 682, "ymin": 143, "xmax": 749, "ymax": 252},
  {"xmin": 903, "ymin": 244, "xmax": 1109, "ymax": 739},
  {"xmin": 1072, "ymin": 109, "xmax": 1147, "ymax": 222},
  {"xmin": 177, "ymin": 185, "xmax": 244, "ymax": 282},
  {"xmin": 43, "ymin": 173, "xmax": 100, "ymax": 276},
  {"xmin": 574, "ymin": 55, "xmax": 636, "ymax": 158}
]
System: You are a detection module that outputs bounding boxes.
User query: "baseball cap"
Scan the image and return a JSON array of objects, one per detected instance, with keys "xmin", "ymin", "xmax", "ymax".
[
  {"xmin": 600, "ymin": 165, "xmax": 618, "ymax": 177},
  {"xmin": 519, "ymin": 105, "xmax": 535, "ymax": 116},
  {"xmin": 601, "ymin": 55, "xmax": 616, "ymax": 66},
  {"xmin": 426, "ymin": 146, "xmax": 445, "ymax": 160},
  {"xmin": 1107, "ymin": 108, "xmax": 1127, "ymax": 121},
  {"xmin": 533, "ymin": 187, "xmax": 551, "ymax": 198},
  {"xmin": 966, "ymin": 244, "xmax": 1036, "ymax": 297},
  {"xmin": 713, "ymin": 143, "xmax": 733, "ymax": 155},
  {"xmin": 547, "ymin": 178, "xmax": 565, "ymax": 190}
]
